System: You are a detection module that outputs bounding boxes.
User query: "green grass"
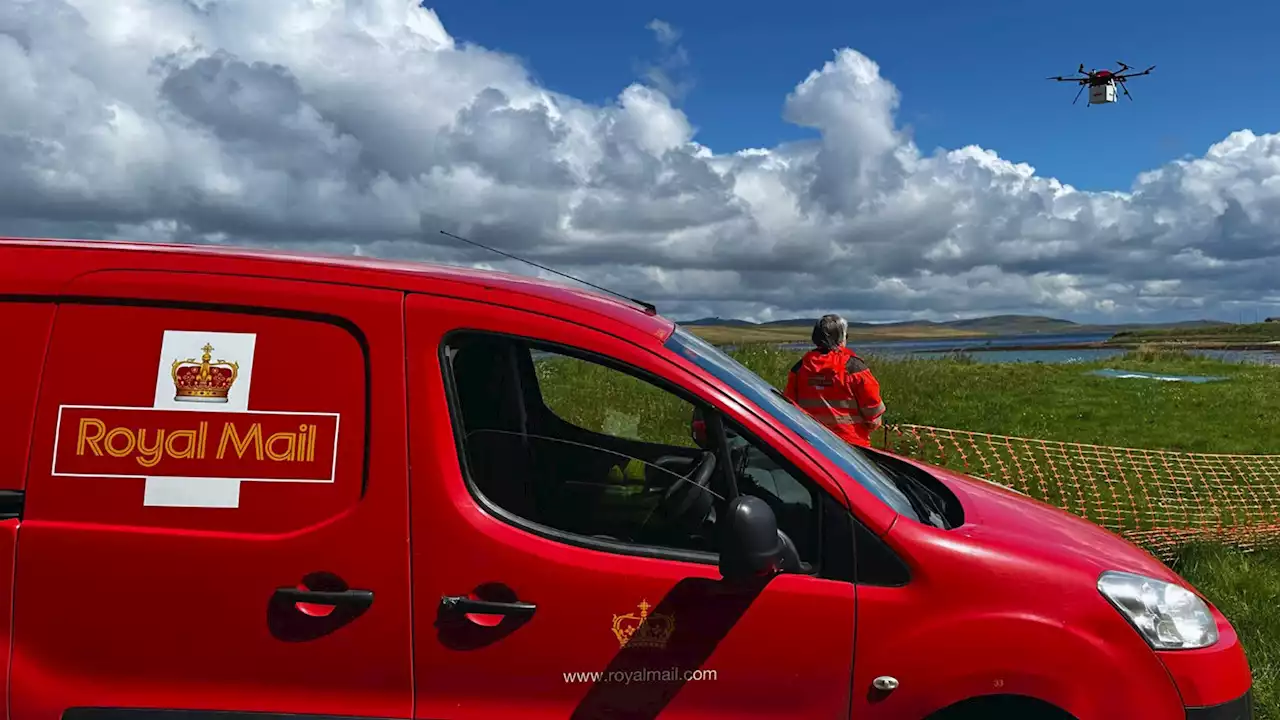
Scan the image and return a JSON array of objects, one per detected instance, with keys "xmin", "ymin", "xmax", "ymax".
[
  {"xmin": 1109, "ymin": 321, "xmax": 1280, "ymax": 345},
  {"xmin": 532, "ymin": 344, "xmax": 1280, "ymax": 716},
  {"xmin": 730, "ymin": 344, "xmax": 1280, "ymax": 548},
  {"xmin": 730, "ymin": 343, "xmax": 1280, "ymax": 454},
  {"xmin": 1171, "ymin": 544, "xmax": 1280, "ymax": 718}
]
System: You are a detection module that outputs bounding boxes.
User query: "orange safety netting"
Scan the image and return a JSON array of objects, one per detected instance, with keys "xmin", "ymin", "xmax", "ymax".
[{"xmin": 873, "ymin": 424, "xmax": 1280, "ymax": 562}]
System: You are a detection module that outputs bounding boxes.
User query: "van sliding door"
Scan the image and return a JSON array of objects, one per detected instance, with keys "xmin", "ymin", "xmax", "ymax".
[
  {"xmin": 9, "ymin": 270, "xmax": 413, "ymax": 720},
  {"xmin": 0, "ymin": 301, "xmax": 56, "ymax": 716}
]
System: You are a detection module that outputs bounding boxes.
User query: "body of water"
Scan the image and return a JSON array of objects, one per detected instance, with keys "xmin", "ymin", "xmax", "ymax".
[
  {"xmin": 732, "ymin": 332, "xmax": 1280, "ymax": 366},
  {"xmin": 1088, "ymin": 369, "xmax": 1229, "ymax": 383},
  {"xmin": 770, "ymin": 332, "xmax": 1111, "ymax": 356}
]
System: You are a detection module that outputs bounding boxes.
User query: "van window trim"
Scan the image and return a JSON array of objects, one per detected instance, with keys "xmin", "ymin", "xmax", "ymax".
[
  {"xmin": 438, "ymin": 327, "xmax": 854, "ymax": 572},
  {"xmin": 7, "ymin": 293, "xmax": 374, "ymax": 498}
]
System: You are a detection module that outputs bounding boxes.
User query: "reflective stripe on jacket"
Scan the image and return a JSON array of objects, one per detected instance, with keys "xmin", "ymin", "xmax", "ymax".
[{"xmin": 782, "ymin": 347, "xmax": 884, "ymax": 447}]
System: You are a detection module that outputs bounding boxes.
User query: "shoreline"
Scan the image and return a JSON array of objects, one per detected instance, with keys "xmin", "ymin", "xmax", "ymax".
[
  {"xmin": 718, "ymin": 336, "xmax": 1280, "ymax": 355},
  {"xmin": 915, "ymin": 340, "xmax": 1280, "ymax": 354}
]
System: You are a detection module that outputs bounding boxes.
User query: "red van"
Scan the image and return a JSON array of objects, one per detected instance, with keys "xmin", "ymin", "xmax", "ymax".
[{"xmin": 0, "ymin": 237, "xmax": 1252, "ymax": 719}]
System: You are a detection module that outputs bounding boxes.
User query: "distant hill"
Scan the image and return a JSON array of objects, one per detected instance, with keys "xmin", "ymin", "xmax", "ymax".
[
  {"xmin": 676, "ymin": 313, "xmax": 1231, "ymax": 341},
  {"xmin": 742, "ymin": 314, "xmax": 1086, "ymax": 334},
  {"xmin": 680, "ymin": 317, "xmax": 756, "ymax": 327},
  {"xmin": 945, "ymin": 315, "xmax": 1074, "ymax": 332}
]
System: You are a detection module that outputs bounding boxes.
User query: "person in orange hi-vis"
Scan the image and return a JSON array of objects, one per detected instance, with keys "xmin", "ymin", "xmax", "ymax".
[{"xmin": 783, "ymin": 314, "xmax": 886, "ymax": 448}]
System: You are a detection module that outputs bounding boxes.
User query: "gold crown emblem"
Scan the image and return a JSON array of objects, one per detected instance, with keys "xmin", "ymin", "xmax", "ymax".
[
  {"xmin": 611, "ymin": 599, "xmax": 674, "ymax": 650},
  {"xmin": 171, "ymin": 343, "xmax": 239, "ymax": 403}
]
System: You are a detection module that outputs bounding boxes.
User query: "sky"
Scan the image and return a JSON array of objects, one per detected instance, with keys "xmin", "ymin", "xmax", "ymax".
[
  {"xmin": 4, "ymin": 0, "xmax": 1280, "ymax": 325},
  {"xmin": 432, "ymin": 0, "xmax": 1280, "ymax": 193}
]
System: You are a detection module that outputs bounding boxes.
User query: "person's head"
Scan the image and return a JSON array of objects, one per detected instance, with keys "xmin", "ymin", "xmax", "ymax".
[{"xmin": 812, "ymin": 314, "xmax": 848, "ymax": 352}]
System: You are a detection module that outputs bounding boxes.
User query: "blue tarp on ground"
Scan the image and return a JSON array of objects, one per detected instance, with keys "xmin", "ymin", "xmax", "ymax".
[{"xmin": 1088, "ymin": 368, "xmax": 1228, "ymax": 383}]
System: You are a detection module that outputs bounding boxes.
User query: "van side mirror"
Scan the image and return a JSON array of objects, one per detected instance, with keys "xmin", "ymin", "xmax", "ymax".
[{"xmin": 718, "ymin": 495, "xmax": 804, "ymax": 582}]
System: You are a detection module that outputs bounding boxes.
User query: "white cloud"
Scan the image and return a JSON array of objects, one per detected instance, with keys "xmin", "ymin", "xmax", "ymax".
[
  {"xmin": 641, "ymin": 18, "xmax": 692, "ymax": 103},
  {"xmin": 3, "ymin": 0, "xmax": 1280, "ymax": 324}
]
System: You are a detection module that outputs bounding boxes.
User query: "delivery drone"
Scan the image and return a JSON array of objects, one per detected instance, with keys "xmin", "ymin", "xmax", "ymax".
[{"xmin": 1047, "ymin": 61, "xmax": 1155, "ymax": 106}]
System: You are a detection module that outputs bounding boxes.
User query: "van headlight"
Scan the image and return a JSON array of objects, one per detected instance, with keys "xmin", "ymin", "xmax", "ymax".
[
  {"xmin": 1097, "ymin": 571, "xmax": 1218, "ymax": 650},
  {"xmin": 1095, "ymin": 568, "xmax": 1213, "ymax": 648}
]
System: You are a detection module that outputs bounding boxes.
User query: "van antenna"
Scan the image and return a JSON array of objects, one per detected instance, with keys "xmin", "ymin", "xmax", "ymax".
[{"xmin": 438, "ymin": 229, "xmax": 657, "ymax": 315}]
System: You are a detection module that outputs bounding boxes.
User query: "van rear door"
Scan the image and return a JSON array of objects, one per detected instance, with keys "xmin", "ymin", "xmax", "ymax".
[
  {"xmin": 10, "ymin": 270, "xmax": 413, "ymax": 719},
  {"xmin": 0, "ymin": 301, "xmax": 57, "ymax": 717}
]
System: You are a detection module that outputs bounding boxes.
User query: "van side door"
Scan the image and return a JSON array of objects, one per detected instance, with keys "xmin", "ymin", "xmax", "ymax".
[
  {"xmin": 10, "ymin": 270, "xmax": 413, "ymax": 719},
  {"xmin": 0, "ymin": 300, "xmax": 57, "ymax": 715},
  {"xmin": 406, "ymin": 293, "xmax": 858, "ymax": 719}
]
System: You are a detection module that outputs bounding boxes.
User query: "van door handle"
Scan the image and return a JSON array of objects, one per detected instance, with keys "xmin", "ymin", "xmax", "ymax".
[
  {"xmin": 273, "ymin": 587, "xmax": 375, "ymax": 610},
  {"xmin": 439, "ymin": 595, "xmax": 536, "ymax": 618}
]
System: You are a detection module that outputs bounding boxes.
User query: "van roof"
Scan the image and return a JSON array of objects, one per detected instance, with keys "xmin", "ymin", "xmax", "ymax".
[{"xmin": 0, "ymin": 236, "xmax": 677, "ymax": 344}]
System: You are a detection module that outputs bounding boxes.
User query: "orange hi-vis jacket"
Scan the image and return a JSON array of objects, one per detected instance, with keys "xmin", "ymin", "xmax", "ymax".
[{"xmin": 783, "ymin": 347, "xmax": 886, "ymax": 447}]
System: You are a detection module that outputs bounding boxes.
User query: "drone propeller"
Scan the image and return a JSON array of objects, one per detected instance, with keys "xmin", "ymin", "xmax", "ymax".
[
  {"xmin": 1116, "ymin": 60, "xmax": 1131, "ymax": 72},
  {"xmin": 1114, "ymin": 64, "xmax": 1156, "ymax": 80}
]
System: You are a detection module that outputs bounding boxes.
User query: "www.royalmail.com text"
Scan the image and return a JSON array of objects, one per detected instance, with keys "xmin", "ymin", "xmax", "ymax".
[{"xmin": 563, "ymin": 668, "xmax": 718, "ymax": 684}]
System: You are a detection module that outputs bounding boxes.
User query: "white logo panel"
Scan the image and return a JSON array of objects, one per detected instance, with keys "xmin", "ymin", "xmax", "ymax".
[{"xmin": 145, "ymin": 330, "xmax": 258, "ymax": 508}]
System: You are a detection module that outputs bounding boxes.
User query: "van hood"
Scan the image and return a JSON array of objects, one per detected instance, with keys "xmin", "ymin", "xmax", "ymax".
[{"xmin": 902, "ymin": 458, "xmax": 1182, "ymax": 584}]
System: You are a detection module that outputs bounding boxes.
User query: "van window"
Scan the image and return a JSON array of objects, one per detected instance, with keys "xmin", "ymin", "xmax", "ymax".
[
  {"xmin": 443, "ymin": 332, "xmax": 820, "ymax": 563},
  {"xmin": 664, "ymin": 326, "xmax": 919, "ymax": 520},
  {"xmin": 533, "ymin": 351, "xmax": 700, "ymax": 449}
]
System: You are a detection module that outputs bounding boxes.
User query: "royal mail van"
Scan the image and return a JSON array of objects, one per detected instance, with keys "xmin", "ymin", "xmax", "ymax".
[{"xmin": 0, "ymin": 236, "xmax": 1253, "ymax": 719}]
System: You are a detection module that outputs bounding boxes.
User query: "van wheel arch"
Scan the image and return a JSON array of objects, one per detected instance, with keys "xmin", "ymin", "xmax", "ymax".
[{"xmin": 926, "ymin": 693, "xmax": 1077, "ymax": 720}]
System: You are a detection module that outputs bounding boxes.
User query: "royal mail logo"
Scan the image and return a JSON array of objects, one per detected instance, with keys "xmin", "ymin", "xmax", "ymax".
[
  {"xmin": 52, "ymin": 406, "xmax": 339, "ymax": 482},
  {"xmin": 611, "ymin": 599, "xmax": 675, "ymax": 650},
  {"xmin": 171, "ymin": 343, "xmax": 239, "ymax": 403},
  {"xmin": 51, "ymin": 329, "xmax": 343, "ymax": 509}
]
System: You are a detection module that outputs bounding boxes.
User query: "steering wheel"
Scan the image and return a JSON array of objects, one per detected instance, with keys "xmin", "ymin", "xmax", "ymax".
[{"xmin": 655, "ymin": 450, "xmax": 717, "ymax": 535}]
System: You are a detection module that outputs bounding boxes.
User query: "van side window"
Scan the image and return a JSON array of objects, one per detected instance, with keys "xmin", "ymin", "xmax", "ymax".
[
  {"xmin": 534, "ymin": 352, "xmax": 700, "ymax": 450},
  {"xmin": 442, "ymin": 332, "xmax": 819, "ymax": 565},
  {"xmin": 718, "ymin": 419, "xmax": 820, "ymax": 565}
]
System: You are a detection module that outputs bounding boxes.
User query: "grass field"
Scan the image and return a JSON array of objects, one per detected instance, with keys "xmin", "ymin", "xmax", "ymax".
[
  {"xmin": 1108, "ymin": 321, "xmax": 1280, "ymax": 345},
  {"xmin": 684, "ymin": 317, "xmax": 1241, "ymax": 347},
  {"xmin": 535, "ymin": 343, "xmax": 1280, "ymax": 716},
  {"xmin": 733, "ymin": 344, "xmax": 1280, "ymax": 455},
  {"xmin": 1172, "ymin": 543, "xmax": 1279, "ymax": 715}
]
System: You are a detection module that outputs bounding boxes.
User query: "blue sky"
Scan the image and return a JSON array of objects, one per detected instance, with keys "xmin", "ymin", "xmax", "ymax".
[
  {"xmin": 11, "ymin": 0, "xmax": 1280, "ymax": 325},
  {"xmin": 433, "ymin": 0, "xmax": 1280, "ymax": 192}
]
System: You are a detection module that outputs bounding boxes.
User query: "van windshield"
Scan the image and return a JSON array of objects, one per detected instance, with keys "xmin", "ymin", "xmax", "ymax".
[{"xmin": 663, "ymin": 326, "xmax": 919, "ymax": 521}]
